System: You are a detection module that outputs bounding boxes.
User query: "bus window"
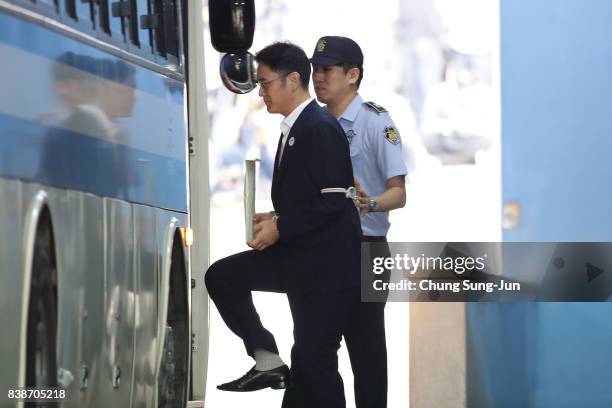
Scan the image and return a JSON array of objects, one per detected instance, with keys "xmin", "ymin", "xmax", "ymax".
[
  {"xmin": 127, "ymin": 0, "xmax": 139, "ymax": 46},
  {"xmin": 149, "ymin": 0, "xmax": 166, "ymax": 57},
  {"xmin": 37, "ymin": 0, "xmax": 59, "ymax": 11},
  {"xmin": 110, "ymin": 0, "xmax": 130, "ymax": 43},
  {"xmin": 161, "ymin": 0, "xmax": 178, "ymax": 57},
  {"xmin": 107, "ymin": 0, "xmax": 126, "ymax": 41},
  {"xmin": 75, "ymin": 0, "xmax": 94, "ymax": 28},
  {"xmin": 64, "ymin": 0, "xmax": 76, "ymax": 19},
  {"xmin": 135, "ymin": 0, "xmax": 153, "ymax": 51},
  {"xmin": 148, "ymin": 0, "xmax": 178, "ymax": 59},
  {"xmin": 97, "ymin": 0, "xmax": 111, "ymax": 35}
]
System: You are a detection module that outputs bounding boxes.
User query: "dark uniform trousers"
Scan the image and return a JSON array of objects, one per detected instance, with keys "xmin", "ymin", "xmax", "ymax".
[
  {"xmin": 344, "ymin": 236, "xmax": 391, "ymax": 408},
  {"xmin": 206, "ymin": 244, "xmax": 360, "ymax": 408}
]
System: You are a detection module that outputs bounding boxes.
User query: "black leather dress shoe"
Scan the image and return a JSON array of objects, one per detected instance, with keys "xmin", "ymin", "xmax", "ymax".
[{"xmin": 217, "ymin": 365, "xmax": 290, "ymax": 392}]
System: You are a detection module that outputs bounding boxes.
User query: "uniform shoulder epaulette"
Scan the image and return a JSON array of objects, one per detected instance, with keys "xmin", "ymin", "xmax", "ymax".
[{"xmin": 364, "ymin": 101, "xmax": 388, "ymax": 114}]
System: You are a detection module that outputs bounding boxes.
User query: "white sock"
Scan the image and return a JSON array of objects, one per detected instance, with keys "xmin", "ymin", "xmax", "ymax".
[{"xmin": 254, "ymin": 348, "xmax": 285, "ymax": 371}]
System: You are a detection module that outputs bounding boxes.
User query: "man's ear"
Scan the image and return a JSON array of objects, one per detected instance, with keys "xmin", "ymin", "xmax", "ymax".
[
  {"xmin": 348, "ymin": 67, "xmax": 360, "ymax": 85},
  {"xmin": 287, "ymin": 72, "xmax": 301, "ymax": 90}
]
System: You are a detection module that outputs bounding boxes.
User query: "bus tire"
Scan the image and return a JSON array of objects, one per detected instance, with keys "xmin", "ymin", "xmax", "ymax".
[
  {"xmin": 25, "ymin": 216, "xmax": 58, "ymax": 397},
  {"xmin": 159, "ymin": 234, "xmax": 188, "ymax": 408}
]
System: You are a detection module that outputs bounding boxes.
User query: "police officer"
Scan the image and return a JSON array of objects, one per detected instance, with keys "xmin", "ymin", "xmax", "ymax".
[{"xmin": 311, "ymin": 36, "xmax": 408, "ymax": 408}]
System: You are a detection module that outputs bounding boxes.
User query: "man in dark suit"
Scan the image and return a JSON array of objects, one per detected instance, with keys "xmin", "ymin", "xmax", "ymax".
[{"xmin": 205, "ymin": 42, "xmax": 362, "ymax": 407}]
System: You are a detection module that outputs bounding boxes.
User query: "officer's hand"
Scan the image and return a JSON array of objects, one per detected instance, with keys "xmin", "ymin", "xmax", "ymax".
[
  {"xmin": 253, "ymin": 212, "xmax": 274, "ymax": 224},
  {"xmin": 354, "ymin": 177, "xmax": 362, "ymax": 193},
  {"xmin": 357, "ymin": 197, "xmax": 370, "ymax": 215},
  {"xmin": 248, "ymin": 219, "xmax": 279, "ymax": 251},
  {"xmin": 354, "ymin": 177, "xmax": 370, "ymax": 215}
]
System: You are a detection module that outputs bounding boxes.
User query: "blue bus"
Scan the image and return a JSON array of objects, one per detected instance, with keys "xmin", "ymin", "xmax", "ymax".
[{"xmin": 0, "ymin": 0, "xmax": 254, "ymax": 406}]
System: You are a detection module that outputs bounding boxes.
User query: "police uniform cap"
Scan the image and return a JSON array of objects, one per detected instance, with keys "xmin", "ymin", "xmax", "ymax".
[{"xmin": 310, "ymin": 36, "xmax": 363, "ymax": 67}]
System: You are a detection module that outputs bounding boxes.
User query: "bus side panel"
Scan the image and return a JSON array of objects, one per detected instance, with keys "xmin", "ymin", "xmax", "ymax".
[
  {"xmin": 45, "ymin": 187, "xmax": 84, "ymax": 407},
  {"xmin": 22, "ymin": 184, "xmax": 163, "ymax": 407},
  {"xmin": 101, "ymin": 198, "xmax": 136, "ymax": 405},
  {"xmin": 35, "ymin": 185, "xmax": 104, "ymax": 407},
  {"xmin": 1, "ymin": 180, "xmax": 187, "ymax": 406},
  {"xmin": 73, "ymin": 192, "xmax": 106, "ymax": 406},
  {"xmin": 131, "ymin": 203, "xmax": 160, "ymax": 408},
  {"xmin": 0, "ymin": 178, "xmax": 24, "ymax": 398}
]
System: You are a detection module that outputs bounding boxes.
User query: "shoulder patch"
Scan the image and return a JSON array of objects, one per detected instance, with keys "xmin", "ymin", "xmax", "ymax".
[
  {"xmin": 384, "ymin": 126, "xmax": 400, "ymax": 145},
  {"xmin": 364, "ymin": 101, "xmax": 388, "ymax": 114}
]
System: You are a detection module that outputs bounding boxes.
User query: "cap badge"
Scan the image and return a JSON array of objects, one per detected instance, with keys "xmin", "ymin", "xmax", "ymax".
[
  {"xmin": 288, "ymin": 136, "xmax": 295, "ymax": 146},
  {"xmin": 316, "ymin": 39, "xmax": 327, "ymax": 53},
  {"xmin": 384, "ymin": 127, "xmax": 399, "ymax": 145}
]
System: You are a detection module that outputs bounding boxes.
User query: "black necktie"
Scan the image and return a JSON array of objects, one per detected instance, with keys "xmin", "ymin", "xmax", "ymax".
[{"xmin": 276, "ymin": 131, "xmax": 285, "ymax": 168}]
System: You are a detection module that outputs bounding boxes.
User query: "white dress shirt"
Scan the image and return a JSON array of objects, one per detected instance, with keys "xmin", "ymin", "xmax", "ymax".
[{"xmin": 278, "ymin": 97, "xmax": 313, "ymax": 164}]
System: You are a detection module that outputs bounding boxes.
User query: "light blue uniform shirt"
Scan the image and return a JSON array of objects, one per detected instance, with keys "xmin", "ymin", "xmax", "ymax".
[{"xmin": 337, "ymin": 94, "xmax": 408, "ymax": 236}]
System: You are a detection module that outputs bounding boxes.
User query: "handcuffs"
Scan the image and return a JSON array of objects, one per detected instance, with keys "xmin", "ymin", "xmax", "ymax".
[{"xmin": 320, "ymin": 187, "xmax": 359, "ymax": 209}]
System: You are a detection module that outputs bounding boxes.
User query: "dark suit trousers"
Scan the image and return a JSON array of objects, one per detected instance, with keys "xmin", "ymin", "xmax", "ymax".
[
  {"xmin": 344, "ymin": 237, "xmax": 391, "ymax": 408},
  {"xmin": 205, "ymin": 245, "xmax": 359, "ymax": 408}
]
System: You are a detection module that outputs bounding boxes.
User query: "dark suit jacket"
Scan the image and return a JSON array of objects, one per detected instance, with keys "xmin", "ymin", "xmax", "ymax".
[{"xmin": 272, "ymin": 100, "xmax": 362, "ymax": 294}]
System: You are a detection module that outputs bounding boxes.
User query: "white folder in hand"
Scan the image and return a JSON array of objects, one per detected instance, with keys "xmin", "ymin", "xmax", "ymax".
[{"xmin": 244, "ymin": 159, "xmax": 260, "ymax": 242}]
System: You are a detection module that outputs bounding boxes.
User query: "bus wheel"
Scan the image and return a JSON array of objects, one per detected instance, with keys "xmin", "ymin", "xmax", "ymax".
[
  {"xmin": 25, "ymin": 215, "xmax": 58, "ymax": 396},
  {"xmin": 158, "ymin": 235, "xmax": 189, "ymax": 408}
]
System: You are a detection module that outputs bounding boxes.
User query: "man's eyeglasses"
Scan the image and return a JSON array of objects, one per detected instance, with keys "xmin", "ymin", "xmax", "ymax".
[{"xmin": 256, "ymin": 73, "xmax": 290, "ymax": 91}]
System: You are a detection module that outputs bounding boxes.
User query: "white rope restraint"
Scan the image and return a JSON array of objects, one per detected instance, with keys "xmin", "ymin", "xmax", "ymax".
[{"xmin": 321, "ymin": 187, "xmax": 359, "ymax": 207}]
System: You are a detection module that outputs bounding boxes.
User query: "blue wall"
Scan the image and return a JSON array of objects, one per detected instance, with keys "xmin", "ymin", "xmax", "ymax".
[{"xmin": 467, "ymin": 1, "xmax": 612, "ymax": 406}]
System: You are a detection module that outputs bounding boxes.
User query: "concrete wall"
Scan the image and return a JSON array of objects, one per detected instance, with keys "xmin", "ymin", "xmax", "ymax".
[{"xmin": 410, "ymin": 303, "xmax": 466, "ymax": 408}]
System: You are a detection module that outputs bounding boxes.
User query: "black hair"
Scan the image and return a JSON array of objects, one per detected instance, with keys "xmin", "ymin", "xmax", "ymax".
[
  {"xmin": 114, "ymin": 59, "xmax": 136, "ymax": 84},
  {"xmin": 54, "ymin": 53, "xmax": 135, "ymax": 85},
  {"xmin": 255, "ymin": 42, "xmax": 311, "ymax": 89},
  {"xmin": 339, "ymin": 62, "xmax": 364, "ymax": 89},
  {"xmin": 53, "ymin": 52, "xmax": 96, "ymax": 81}
]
